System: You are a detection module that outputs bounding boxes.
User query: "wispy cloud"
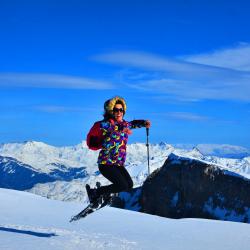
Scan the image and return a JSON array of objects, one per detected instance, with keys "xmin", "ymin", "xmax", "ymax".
[
  {"xmin": 32, "ymin": 105, "xmax": 96, "ymax": 113},
  {"xmin": 94, "ymin": 47, "xmax": 250, "ymax": 102},
  {"xmin": 0, "ymin": 73, "xmax": 115, "ymax": 89},
  {"xmin": 0, "ymin": 104, "xmax": 99, "ymax": 114},
  {"xmin": 165, "ymin": 112, "xmax": 211, "ymax": 122},
  {"xmin": 142, "ymin": 111, "xmax": 211, "ymax": 122},
  {"xmin": 94, "ymin": 50, "xmax": 245, "ymax": 78},
  {"xmin": 129, "ymin": 77, "xmax": 250, "ymax": 102},
  {"xmin": 182, "ymin": 43, "xmax": 250, "ymax": 71},
  {"xmin": 129, "ymin": 109, "xmax": 211, "ymax": 122}
]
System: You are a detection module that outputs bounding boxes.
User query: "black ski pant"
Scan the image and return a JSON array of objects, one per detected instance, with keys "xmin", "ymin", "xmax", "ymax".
[{"xmin": 97, "ymin": 164, "xmax": 133, "ymax": 195}]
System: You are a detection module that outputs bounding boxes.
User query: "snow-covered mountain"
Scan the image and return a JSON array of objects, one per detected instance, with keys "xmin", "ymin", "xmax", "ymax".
[
  {"xmin": 0, "ymin": 140, "xmax": 250, "ymax": 202},
  {"xmin": 0, "ymin": 155, "xmax": 54, "ymax": 190},
  {"xmin": 0, "ymin": 141, "xmax": 97, "ymax": 174},
  {"xmin": 175, "ymin": 143, "xmax": 250, "ymax": 158},
  {"xmin": 1, "ymin": 188, "xmax": 250, "ymax": 250}
]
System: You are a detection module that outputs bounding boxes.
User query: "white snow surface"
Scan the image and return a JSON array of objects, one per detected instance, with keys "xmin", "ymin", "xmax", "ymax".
[{"xmin": 1, "ymin": 188, "xmax": 250, "ymax": 250}]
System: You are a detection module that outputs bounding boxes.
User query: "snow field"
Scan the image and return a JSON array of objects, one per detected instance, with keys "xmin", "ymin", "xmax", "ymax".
[{"xmin": 1, "ymin": 188, "xmax": 250, "ymax": 250}]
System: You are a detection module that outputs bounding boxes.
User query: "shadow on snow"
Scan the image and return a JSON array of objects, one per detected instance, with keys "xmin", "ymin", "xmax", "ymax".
[{"xmin": 0, "ymin": 226, "xmax": 57, "ymax": 238}]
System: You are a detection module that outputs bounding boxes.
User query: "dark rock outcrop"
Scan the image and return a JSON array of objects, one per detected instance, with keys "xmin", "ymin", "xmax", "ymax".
[{"xmin": 114, "ymin": 153, "xmax": 250, "ymax": 223}]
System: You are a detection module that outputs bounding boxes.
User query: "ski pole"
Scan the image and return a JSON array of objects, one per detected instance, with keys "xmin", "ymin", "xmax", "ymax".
[{"xmin": 146, "ymin": 127, "xmax": 150, "ymax": 175}]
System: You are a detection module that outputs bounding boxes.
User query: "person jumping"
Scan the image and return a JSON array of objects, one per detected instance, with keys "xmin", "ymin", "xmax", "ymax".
[{"xmin": 86, "ymin": 96, "xmax": 151, "ymax": 204}]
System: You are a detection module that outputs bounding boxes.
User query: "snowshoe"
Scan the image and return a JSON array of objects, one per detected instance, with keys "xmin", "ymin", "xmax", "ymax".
[{"xmin": 69, "ymin": 183, "xmax": 114, "ymax": 222}]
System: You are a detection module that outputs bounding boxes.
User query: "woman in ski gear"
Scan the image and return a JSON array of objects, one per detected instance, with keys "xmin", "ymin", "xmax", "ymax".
[{"xmin": 87, "ymin": 96, "xmax": 151, "ymax": 203}]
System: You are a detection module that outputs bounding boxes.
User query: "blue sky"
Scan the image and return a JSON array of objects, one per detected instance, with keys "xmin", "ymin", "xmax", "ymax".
[{"xmin": 0, "ymin": 0, "xmax": 250, "ymax": 147}]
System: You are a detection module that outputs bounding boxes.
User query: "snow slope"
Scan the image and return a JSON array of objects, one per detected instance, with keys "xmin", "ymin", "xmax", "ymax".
[{"xmin": 1, "ymin": 188, "xmax": 250, "ymax": 250}]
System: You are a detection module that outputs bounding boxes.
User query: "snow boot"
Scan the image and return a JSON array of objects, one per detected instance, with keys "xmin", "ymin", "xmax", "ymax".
[{"xmin": 85, "ymin": 184, "xmax": 101, "ymax": 206}]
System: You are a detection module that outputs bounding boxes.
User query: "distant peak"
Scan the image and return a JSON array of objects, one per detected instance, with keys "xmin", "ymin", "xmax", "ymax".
[
  {"xmin": 24, "ymin": 141, "xmax": 47, "ymax": 146},
  {"xmin": 159, "ymin": 141, "xmax": 167, "ymax": 146},
  {"xmin": 24, "ymin": 140, "xmax": 38, "ymax": 144},
  {"xmin": 191, "ymin": 146, "xmax": 203, "ymax": 155}
]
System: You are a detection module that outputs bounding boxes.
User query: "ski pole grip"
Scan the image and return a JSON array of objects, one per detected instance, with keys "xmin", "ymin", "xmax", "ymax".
[{"xmin": 146, "ymin": 127, "xmax": 149, "ymax": 136}]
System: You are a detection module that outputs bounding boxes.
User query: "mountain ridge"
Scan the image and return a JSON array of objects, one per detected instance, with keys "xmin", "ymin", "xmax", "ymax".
[{"xmin": 1, "ymin": 140, "xmax": 250, "ymax": 202}]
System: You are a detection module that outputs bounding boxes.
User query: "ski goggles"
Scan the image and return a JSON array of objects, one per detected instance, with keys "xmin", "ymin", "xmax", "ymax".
[{"xmin": 113, "ymin": 108, "xmax": 124, "ymax": 113}]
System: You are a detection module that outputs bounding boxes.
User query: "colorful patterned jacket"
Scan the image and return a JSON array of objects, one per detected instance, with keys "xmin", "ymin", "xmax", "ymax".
[{"xmin": 87, "ymin": 119, "xmax": 146, "ymax": 166}]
